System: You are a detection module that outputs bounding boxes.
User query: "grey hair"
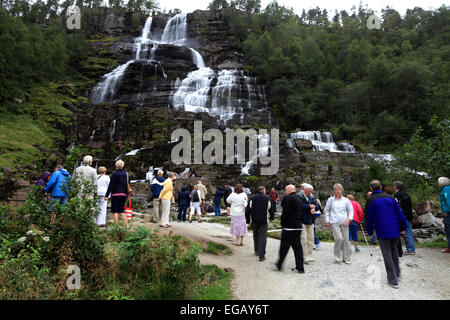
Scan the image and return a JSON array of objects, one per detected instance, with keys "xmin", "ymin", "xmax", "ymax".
[
  {"xmin": 303, "ymin": 184, "xmax": 313, "ymax": 190},
  {"xmin": 393, "ymin": 181, "xmax": 404, "ymax": 191},
  {"xmin": 438, "ymin": 177, "xmax": 450, "ymax": 188},
  {"xmin": 370, "ymin": 179, "xmax": 382, "ymax": 190},
  {"xmin": 115, "ymin": 160, "xmax": 124, "ymax": 169},
  {"xmin": 257, "ymin": 186, "xmax": 266, "ymax": 193},
  {"xmin": 157, "ymin": 169, "xmax": 163, "ymax": 176},
  {"xmin": 168, "ymin": 172, "xmax": 175, "ymax": 178},
  {"xmin": 333, "ymin": 183, "xmax": 343, "ymax": 191},
  {"xmin": 83, "ymin": 155, "xmax": 93, "ymax": 164}
]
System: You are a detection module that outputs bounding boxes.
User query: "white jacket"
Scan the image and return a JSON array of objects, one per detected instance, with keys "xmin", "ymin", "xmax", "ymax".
[
  {"xmin": 226, "ymin": 192, "xmax": 248, "ymax": 217},
  {"xmin": 97, "ymin": 174, "xmax": 110, "ymax": 197},
  {"xmin": 324, "ymin": 196, "xmax": 354, "ymax": 224}
]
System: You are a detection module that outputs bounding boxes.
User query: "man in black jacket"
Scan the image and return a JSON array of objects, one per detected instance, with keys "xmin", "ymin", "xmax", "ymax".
[
  {"xmin": 393, "ymin": 181, "xmax": 415, "ymax": 255},
  {"xmin": 223, "ymin": 184, "xmax": 232, "ymax": 216},
  {"xmin": 246, "ymin": 186, "xmax": 271, "ymax": 262},
  {"xmin": 272, "ymin": 184, "xmax": 305, "ymax": 273}
]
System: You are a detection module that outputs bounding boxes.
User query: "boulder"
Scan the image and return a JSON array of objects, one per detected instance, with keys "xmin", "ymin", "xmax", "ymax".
[
  {"xmin": 413, "ymin": 227, "xmax": 442, "ymax": 243},
  {"xmin": 294, "ymin": 138, "xmax": 313, "ymax": 150},
  {"xmin": 417, "ymin": 212, "xmax": 445, "ymax": 234},
  {"xmin": 415, "ymin": 201, "xmax": 436, "ymax": 215}
]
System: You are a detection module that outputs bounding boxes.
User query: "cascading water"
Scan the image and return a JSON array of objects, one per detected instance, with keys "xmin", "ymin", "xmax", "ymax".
[
  {"xmin": 289, "ymin": 131, "xmax": 355, "ymax": 153},
  {"xmin": 241, "ymin": 134, "xmax": 270, "ymax": 175}
]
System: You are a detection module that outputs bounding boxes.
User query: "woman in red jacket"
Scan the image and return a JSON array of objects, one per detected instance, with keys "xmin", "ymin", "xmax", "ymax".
[{"xmin": 347, "ymin": 194, "xmax": 363, "ymax": 253}]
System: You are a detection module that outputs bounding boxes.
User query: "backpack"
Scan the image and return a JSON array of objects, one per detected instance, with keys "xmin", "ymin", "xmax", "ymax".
[{"xmin": 192, "ymin": 190, "xmax": 200, "ymax": 202}]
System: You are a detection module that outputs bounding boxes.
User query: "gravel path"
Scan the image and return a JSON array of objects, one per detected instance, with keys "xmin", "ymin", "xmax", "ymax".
[{"xmin": 153, "ymin": 220, "xmax": 450, "ymax": 300}]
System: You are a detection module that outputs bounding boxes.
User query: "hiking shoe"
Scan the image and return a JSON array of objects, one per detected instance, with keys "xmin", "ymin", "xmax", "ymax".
[
  {"xmin": 442, "ymin": 248, "xmax": 450, "ymax": 253},
  {"xmin": 388, "ymin": 282, "xmax": 399, "ymax": 289},
  {"xmin": 259, "ymin": 257, "xmax": 265, "ymax": 262},
  {"xmin": 271, "ymin": 263, "xmax": 281, "ymax": 271},
  {"xmin": 335, "ymin": 257, "xmax": 342, "ymax": 263},
  {"xmin": 404, "ymin": 251, "xmax": 415, "ymax": 255},
  {"xmin": 343, "ymin": 260, "xmax": 351, "ymax": 265},
  {"xmin": 290, "ymin": 268, "xmax": 305, "ymax": 274},
  {"xmin": 304, "ymin": 257, "xmax": 315, "ymax": 263}
]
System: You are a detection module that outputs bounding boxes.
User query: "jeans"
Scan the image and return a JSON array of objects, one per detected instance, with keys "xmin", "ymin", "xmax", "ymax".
[
  {"xmin": 404, "ymin": 220, "xmax": 416, "ymax": 253},
  {"xmin": 48, "ymin": 196, "xmax": 67, "ymax": 212},
  {"xmin": 178, "ymin": 203, "xmax": 188, "ymax": 221},
  {"xmin": 214, "ymin": 201, "xmax": 221, "ymax": 216},
  {"xmin": 444, "ymin": 215, "xmax": 450, "ymax": 249},
  {"xmin": 252, "ymin": 223, "xmax": 268, "ymax": 259},
  {"xmin": 314, "ymin": 223, "xmax": 320, "ymax": 245},
  {"xmin": 370, "ymin": 233, "xmax": 377, "ymax": 244},
  {"xmin": 277, "ymin": 229, "xmax": 304, "ymax": 271},
  {"xmin": 379, "ymin": 238, "xmax": 401, "ymax": 285},
  {"xmin": 348, "ymin": 220, "xmax": 359, "ymax": 241}
]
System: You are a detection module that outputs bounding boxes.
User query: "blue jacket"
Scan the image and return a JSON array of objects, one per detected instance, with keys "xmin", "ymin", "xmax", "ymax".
[
  {"xmin": 44, "ymin": 168, "xmax": 71, "ymax": 198},
  {"xmin": 178, "ymin": 186, "xmax": 190, "ymax": 206},
  {"xmin": 151, "ymin": 176, "xmax": 166, "ymax": 198},
  {"xmin": 214, "ymin": 186, "xmax": 224, "ymax": 203},
  {"xmin": 105, "ymin": 169, "xmax": 128, "ymax": 197},
  {"xmin": 440, "ymin": 185, "xmax": 450, "ymax": 214},
  {"xmin": 298, "ymin": 191, "xmax": 320, "ymax": 225},
  {"xmin": 365, "ymin": 190, "xmax": 407, "ymax": 239}
]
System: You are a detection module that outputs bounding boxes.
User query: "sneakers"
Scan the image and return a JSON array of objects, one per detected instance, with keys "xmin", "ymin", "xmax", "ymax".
[
  {"xmin": 313, "ymin": 243, "xmax": 322, "ymax": 250},
  {"xmin": 189, "ymin": 220, "xmax": 192, "ymax": 224},
  {"xmin": 388, "ymin": 282, "xmax": 399, "ymax": 289},
  {"xmin": 343, "ymin": 260, "xmax": 351, "ymax": 265},
  {"xmin": 404, "ymin": 251, "xmax": 415, "ymax": 255},
  {"xmin": 335, "ymin": 256, "xmax": 342, "ymax": 263},
  {"xmin": 271, "ymin": 263, "xmax": 281, "ymax": 271},
  {"xmin": 290, "ymin": 268, "xmax": 305, "ymax": 274},
  {"xmin": 442, "ymin": 248, "xmax": 450, "ymax": 253},
  {"xmin": 304, "ymin": 257, "xmax": 315, "ymax": 263}
]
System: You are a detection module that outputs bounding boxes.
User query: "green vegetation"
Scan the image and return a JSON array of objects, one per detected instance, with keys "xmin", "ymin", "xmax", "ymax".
[{"xmin": 204, "ymin": 240, "xmax": 233, "ymax": 255}]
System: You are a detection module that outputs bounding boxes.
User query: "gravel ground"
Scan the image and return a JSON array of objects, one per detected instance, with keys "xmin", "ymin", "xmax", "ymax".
[{"xmin": 153, "ymin": 220, "xmax": 450, "ymax": 300}]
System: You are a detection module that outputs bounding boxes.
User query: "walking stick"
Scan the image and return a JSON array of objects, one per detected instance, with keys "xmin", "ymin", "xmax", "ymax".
[{"xmin": 359, "ymin": 223, "xmax": 373, "ymax": 257}]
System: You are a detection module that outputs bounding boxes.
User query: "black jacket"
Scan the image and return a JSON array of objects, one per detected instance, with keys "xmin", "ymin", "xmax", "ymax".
[
  {"xmin": 298, "ymin": 192, "xmax": 320, "ymax": 225},
  {"xmin": 394, "ymin": 190, "xmax": 413, "ymax": 221},
  {"xmin": 223, "ymin": 187, "xmax": 232, "ymax": 202},
  {"xmin": 245, "ymin": 192, "xmax": 271, "ymax": 225},
  {"xmin": 280, "ymin": 193, "xmax": 304, "ymax": 229},
  {"xmin": 105, "ymin": 169, "xmax": 128, "ymax": 197}
]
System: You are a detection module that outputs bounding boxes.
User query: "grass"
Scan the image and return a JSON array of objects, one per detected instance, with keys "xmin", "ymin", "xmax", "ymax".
[
  {"xmin": 203, "ymin": 241, "xmax": 232, "ymax": 256},
  {"xmin": 416, "ymin": 240, "xmax": 448, "ymax": 249},
  {"xmin": 204, "ymin": 216, "xmax": 231, "ymax": 226},
  {"xmin": 193, "ymin": 265, "xmax": 234, "ymax": 300}
]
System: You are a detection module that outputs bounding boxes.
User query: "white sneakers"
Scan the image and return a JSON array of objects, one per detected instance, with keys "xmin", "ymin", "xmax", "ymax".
[{"xmin": 304, "ymin": 257, "xmax": 315, "ymax": 263}]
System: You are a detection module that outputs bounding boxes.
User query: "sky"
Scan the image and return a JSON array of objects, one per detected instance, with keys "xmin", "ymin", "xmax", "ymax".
[{"xmin": 157, "ymin": 0, "xmax": 448, "ymax": 16}]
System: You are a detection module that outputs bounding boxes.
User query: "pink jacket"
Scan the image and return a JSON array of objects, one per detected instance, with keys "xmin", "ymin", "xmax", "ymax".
[{"xmin": 350, "ymin": 200, "xmax": 363, "ymax": 223}]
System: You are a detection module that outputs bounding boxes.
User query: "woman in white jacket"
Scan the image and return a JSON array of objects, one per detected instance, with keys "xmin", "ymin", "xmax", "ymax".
[
  {"xmin": 96, "ymin": 166, "xmax": 110, "ymax": 227},
  {"xmin": 324, "ymin": 183, "xmax": 354, "ymax": 264},
  {"xmin": 226, "ymin": 184, "xmax": 248, "ymax": 246}
]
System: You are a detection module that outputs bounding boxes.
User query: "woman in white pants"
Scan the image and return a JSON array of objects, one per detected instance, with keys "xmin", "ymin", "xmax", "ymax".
[
  {"xmin": 96, "ymin": 166, "xmax": 110, "ymax": 227},
  {"xmin": 324, "ymin": 183, "xmax": 354, "ymax": 264},
  {"xmin": 189, "ymin": 186, "xmax": 202, "ymax": 223}
]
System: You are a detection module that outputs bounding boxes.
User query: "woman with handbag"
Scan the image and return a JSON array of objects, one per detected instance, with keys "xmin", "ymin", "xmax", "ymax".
[{"xmin": 105, "ymin": 160, "xmax": 132, "ymax": 226}]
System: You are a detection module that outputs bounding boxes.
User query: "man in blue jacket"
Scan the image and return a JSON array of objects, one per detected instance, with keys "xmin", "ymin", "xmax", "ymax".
[
  {"xmin": 298, "ymin": 184, "xmax": 320, "ymax": 263},
  {"xmin": 44, "ymin": 164, "xmax": 72, "ymax": 223},
  {"xmin": 151, "ymin": 170, "xmax": 166, "ymax": 223},
  {"xmin": 365, "ymin": 180, "xmax": 407, "ymax": 289}
]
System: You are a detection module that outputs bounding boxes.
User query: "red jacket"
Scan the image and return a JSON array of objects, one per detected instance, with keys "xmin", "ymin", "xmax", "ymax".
[{"xmin": 350, "ymin": 200, "xmax": 363, "ymax": 223}]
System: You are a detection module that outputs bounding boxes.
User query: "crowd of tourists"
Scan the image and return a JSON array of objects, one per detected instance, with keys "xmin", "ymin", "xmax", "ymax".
[{"xmin": 35, "ymin": 155, "xmax": 450, "ymax": 289}]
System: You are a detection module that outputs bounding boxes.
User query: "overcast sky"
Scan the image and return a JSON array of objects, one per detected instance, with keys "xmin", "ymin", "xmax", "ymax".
[{"xmin": 158, "ymin": 0, "xmax": 448, "ymax": 16}]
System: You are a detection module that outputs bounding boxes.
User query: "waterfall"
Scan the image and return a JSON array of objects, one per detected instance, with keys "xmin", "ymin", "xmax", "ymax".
[
  {"xmin": 189, "ymin": 48, "xmax": 206, "ymax": 68},
  {"xmin": 289, "ymin": 131, "xmax": 355, "ymax": 153},
  {"xmin": 161, "ymin": 13, "xmax": 188, "ymax": 45},
  {"xmin": 109, "ymin": 120, "xmax": 116, "ymax": 142},
  {"xmin": 241, "ymin": 134, "xmax": 270, "ymax": 175}
]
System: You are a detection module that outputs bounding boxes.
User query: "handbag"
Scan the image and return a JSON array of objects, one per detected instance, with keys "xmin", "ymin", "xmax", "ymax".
[
  {"xmin": 126, "ymin": 172, "xmax": 133, "ymax": 196},
  {"xmin": 124, "ymin": 197, "xmax": 133, "ymax": 220}
]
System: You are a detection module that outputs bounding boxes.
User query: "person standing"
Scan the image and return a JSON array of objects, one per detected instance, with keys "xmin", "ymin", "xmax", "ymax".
[
  {"xmin": 268, "ymin": 187, "xmax": 279, "ymax": 221},
  {"xmin": 438, "ymin": 177, "xmax": 450, "ymax": 253},
  {"xmin": 95, "ymin": 166, "xmax": 110, "ymax": 227},
  {"xmin": 365, "ymin": 180, "xmax": 407, "ymax": 289},
  {"xmin": 324, "ymin": 183, "xmax": 354, "ymax": 264},
  {"xmin": 393, "ymin": 181, "xmax": 415, "ymax": 255},
  {"xmin": 73, "ymin": 155, "xmax": 98, "ymax": 198},
  {"xmin": 272, "ymin": 184, "xmax": 304, "ymax": 273},
  {"xmin": 151, "ymin": 170, "xmax": 166, "ymax": 223},
  {"xmin": 189, "ymin": 186, "xmax": 202, "ymax": 223},
  {"xmin": 36, "ymin": 171, "xmax": 51, "ymax": 201},
  {"xmin": 105, "ymin": 160, "xmax": 130, "ymax": 226},
  {"xmin": 197, "ymin": 180, "xmax": 208, "ymax": 217},
  {"xmin": 347, "ymin": 194, "xmax": 363, "ymax": 253},
  {"xmin": 177, "ymin": 185, "xmax": 190, "ymax": 222},
  {"xmin": 246, "ymin": 186, "xmax": 271, "ymax": 261},
  {"xmin": 213, "ymin": 186, "xmax": 224, "ymax": 217},
  {"xmin": 223, "ymin": 184, "xmax": 232, "ymax": 216},
  {"xmin": 44, "ymin": 164, "xmax": 72, "ymax": 223},
  {"xmin": 299, "ymin": 184, "xmax": 320, "ymax": 263},
  {"xmin": 158, "ymin": 172, "xmax": 176, "ymax": 228},
  {"xmin": 227, "ymin": 184, "xmax": 248, "ymax": 246}
]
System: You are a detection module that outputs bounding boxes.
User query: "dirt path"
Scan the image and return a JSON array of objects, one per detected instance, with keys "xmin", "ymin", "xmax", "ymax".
[{"xmin": 149, "ymin": 220, "xmax": 450, "ymax": 300}]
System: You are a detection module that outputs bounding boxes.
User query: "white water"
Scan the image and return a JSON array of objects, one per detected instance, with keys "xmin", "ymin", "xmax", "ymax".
[
  {"xmin": 109, "ymin": 120, "xmax": 116, "ymax": 142},
  {"xmin": 241, "ymin": 134, "xmax": 270, "ymax": 175},
  {"xmin": 289, "ymin": 131, "xmax": 355, "ymax": 153},
  {"xmin": 161, "ymin": 13, "xmax": 188, "ymax": 45}
]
